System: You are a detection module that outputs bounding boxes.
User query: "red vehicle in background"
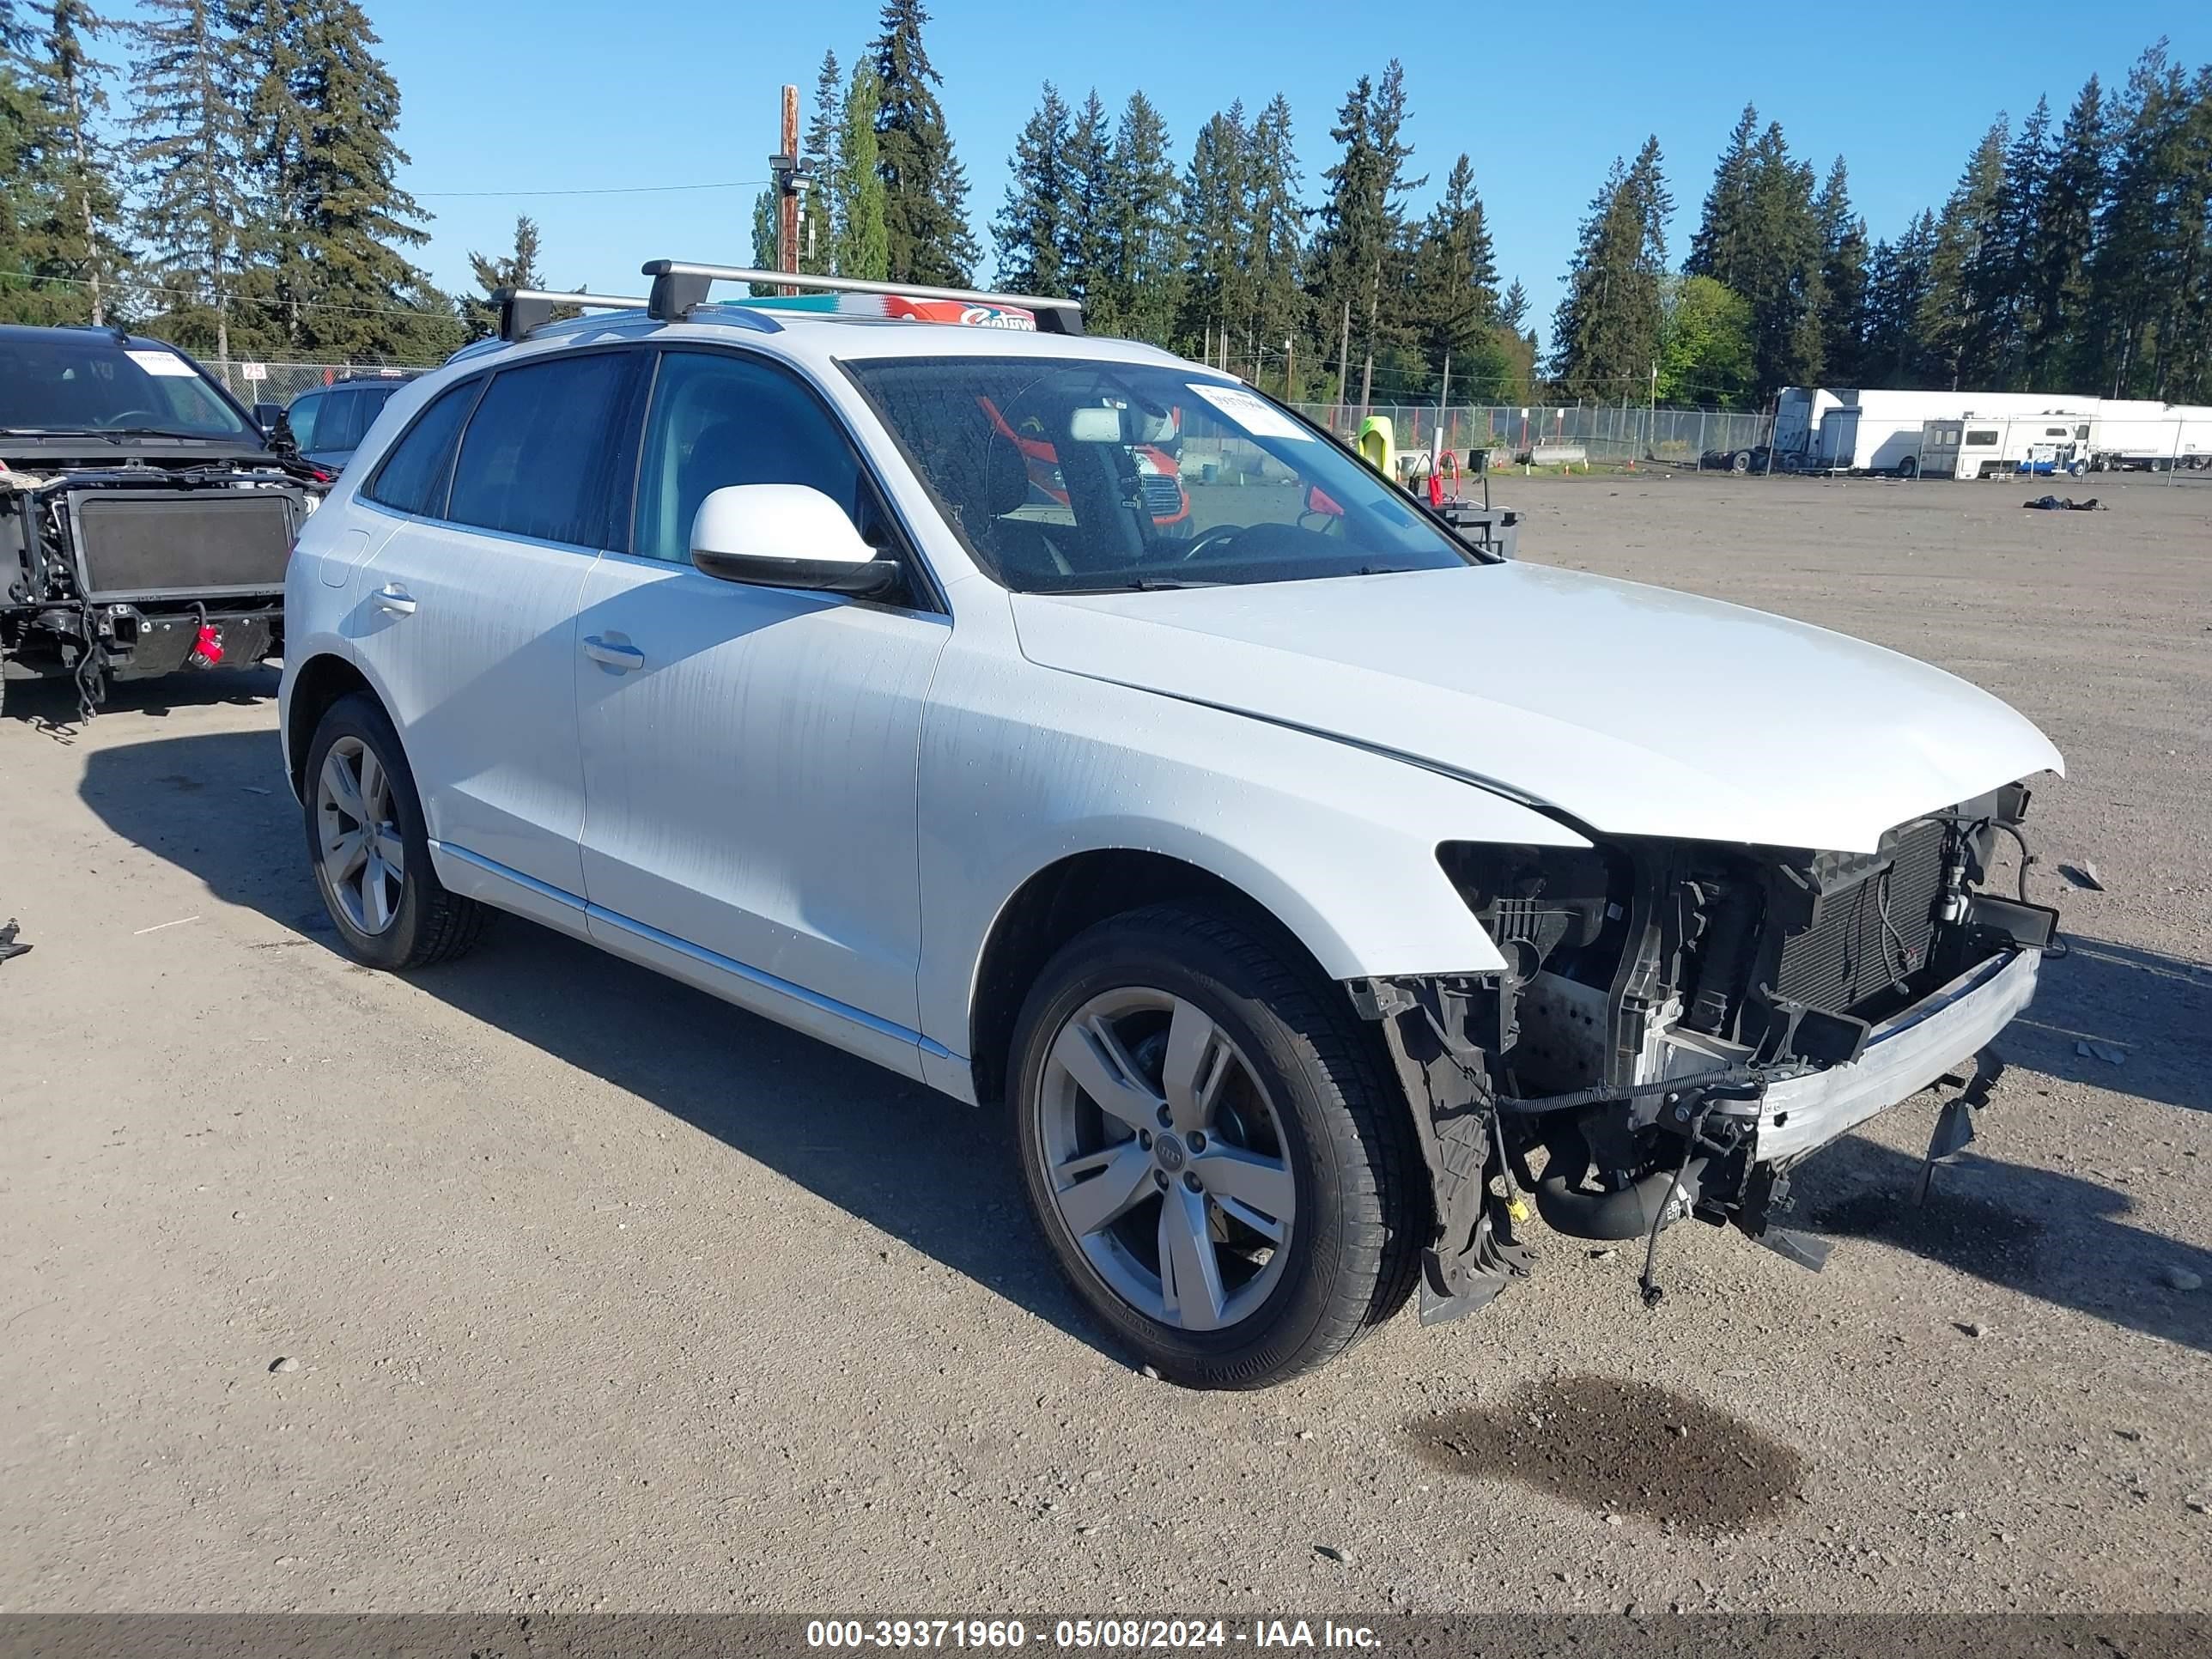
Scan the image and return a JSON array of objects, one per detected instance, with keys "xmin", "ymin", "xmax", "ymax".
[{"xmin": 979, "ymin": 396, "xmax": 1192, "ymax": 536}]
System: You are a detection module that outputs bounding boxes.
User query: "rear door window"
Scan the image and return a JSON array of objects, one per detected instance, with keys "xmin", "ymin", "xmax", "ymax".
[
  {"xmin": 363, "ymin": 380, "xmax": 481, "ymax": 517},
  {"xmin": 448, "ymin": 351, "xmax": 641, "ymax": 548},
  {"xmin": 289, "ymin": 392, "xmax": 324, "ymax": 450}
]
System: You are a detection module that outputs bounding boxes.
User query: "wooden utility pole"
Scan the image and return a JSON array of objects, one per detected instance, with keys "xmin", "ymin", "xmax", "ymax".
[
  {"xmin": 1334, "ymin": 300, "xmax": 1351, "ymax": 432},
  {"xmin": 776, "ymin": 83, "xmax": 800, "ymax": 295},
  {"xmin": 1358, "ymin": 348, "xmax": 1373, "ymax": 420}
]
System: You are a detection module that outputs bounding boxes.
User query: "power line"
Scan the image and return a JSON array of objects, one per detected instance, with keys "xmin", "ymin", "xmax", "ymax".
[{"xmin": 412, "ymin": 178, "xmax": 771, "ymax": 199}]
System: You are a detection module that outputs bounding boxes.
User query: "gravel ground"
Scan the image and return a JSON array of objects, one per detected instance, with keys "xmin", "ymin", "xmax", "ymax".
[{"xmin": 1, "ymin": 472, "xmax": 2206, "ymax": 1614}]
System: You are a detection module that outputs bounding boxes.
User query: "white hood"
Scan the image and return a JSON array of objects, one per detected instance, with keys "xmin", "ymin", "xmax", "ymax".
[{"xmin": 1012, "ymin": 563, "xmax": 2063, "ymax": 854}]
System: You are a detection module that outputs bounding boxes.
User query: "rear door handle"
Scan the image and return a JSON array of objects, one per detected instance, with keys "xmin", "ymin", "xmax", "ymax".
[
  {"xmin": 582, "ymin": 635, "xmax": 646, "ymax": 672},
  {"xmin": 372, "ymin": 584, "xmax": 416, "ymax": 616}
]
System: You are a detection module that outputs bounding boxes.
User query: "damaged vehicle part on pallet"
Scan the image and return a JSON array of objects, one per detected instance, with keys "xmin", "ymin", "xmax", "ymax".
[
  {"xmin": 1351, "ymin": 782, "xmax": 2062, "ymax": 1316},
  {"xmin": 1, "ymin": 325, "xmax": 321, "ymax": 718}
]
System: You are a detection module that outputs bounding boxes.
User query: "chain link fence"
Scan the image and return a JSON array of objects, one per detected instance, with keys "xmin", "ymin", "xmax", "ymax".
[
  {"xmin": 1291, "ymin": 403, "xmax": 1776, "ymax": 467},
  {"xmin": 204, "ymin": 361, "xmax": 433, "ymax": 405}
]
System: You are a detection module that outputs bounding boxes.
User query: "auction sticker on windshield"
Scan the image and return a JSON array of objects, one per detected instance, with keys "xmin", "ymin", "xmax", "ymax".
[
  {"xmin": 1188, "ymin": 381, "xmax": 1313, "ymax": 441},
  {"xmin": 125, "ymin": 349, "xmax": 198, "ymax": 377}
]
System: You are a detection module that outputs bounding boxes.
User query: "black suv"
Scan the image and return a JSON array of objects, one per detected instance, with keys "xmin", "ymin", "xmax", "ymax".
[
  {"xmin": 1, "ymin": 324, "xmax": 319, "ymax": 715},
  {"xmin": 283, "ymin": 374, "xmax": 411, "ymax": 474}
]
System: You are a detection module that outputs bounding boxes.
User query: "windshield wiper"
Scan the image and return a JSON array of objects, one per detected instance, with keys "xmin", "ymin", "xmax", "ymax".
[{"xmin": 0, "ymin": 425, "xmax": 226, "ymax": 442}]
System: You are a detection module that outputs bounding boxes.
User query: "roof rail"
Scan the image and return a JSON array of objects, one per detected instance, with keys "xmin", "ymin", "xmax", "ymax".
[
  {"xmin": 492, "ymin": 287, "xmax": 651, "ymax": 344},
  {"xmin": 639, "ymin": 261, "xmax": 1085, "ymax": 336}
]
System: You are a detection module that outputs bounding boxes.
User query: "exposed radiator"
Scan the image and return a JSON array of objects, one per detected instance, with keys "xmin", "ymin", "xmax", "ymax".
[
  {"xmin": 67, "ymin": 488, "xmax": 299, "ymax": 604},
  {"xmin": 1774, "ymin": 818, "xmax": 1948, "ymax": 1014}
]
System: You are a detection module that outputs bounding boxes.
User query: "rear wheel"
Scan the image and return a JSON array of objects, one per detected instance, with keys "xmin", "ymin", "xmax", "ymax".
[
  {"xmin": 1897, "ymin": 455, "xmax": 1917, "ymax": 479},
  {"xmin": 303, "ymin": 692, "xmax": 486, "ymax": 969},
  {"xmin": 1729, "ymin": 450, "xmax": 1751, "ymax": 475},
  {"xmin": 1010, "ymin": 903, "xmax": 1420, "ymax": 1389}
]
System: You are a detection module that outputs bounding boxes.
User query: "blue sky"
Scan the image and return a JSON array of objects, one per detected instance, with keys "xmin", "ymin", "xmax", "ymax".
[{"xmin": 364, "ymin": 0, "xmax": 2202, "ymax": 341}]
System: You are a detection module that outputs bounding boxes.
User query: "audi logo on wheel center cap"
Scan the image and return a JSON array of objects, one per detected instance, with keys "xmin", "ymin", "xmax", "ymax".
[{"xmin": 1154, "ymin": 1133, "xmax": 1188, "ymax": 1174}]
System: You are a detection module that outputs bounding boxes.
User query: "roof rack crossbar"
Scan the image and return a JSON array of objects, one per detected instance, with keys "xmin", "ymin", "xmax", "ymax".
[
  {"xmin": 493, "ymin": 287, "xmax": 650, "ymax": 344},
  {"xmin": 638, "ymin": 261, "xmax": 1085, "ymax": 335}
]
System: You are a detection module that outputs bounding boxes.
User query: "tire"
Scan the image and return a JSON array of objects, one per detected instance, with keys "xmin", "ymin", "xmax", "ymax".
[
  {"xmin": 1009, "ymin": 902, "xmax": 1421, "ymax": 1389},
  {"xmin": 301, "ymin": 691, "xmax": 487, "ymax": 969},
  {"xmin": 1897, "ymin": 455, "xmax": 1917, "ymax": 480},
  {"xmin": 1729, "ymin": 450, "xmax": 1751, "ymax": 475}
]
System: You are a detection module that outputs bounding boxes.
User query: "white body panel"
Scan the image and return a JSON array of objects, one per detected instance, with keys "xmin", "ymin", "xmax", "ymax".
[
  {"xmin": 282, "ymin": 316, "xmax": 2063, "ymax": 1111},
  {"xmin": 1008, "ymin": 564, "xmax": 2060, "ymax": 854},
  {"xmin": 571, "ymin": 549, "xmax": 950, "ymax": 1037}
]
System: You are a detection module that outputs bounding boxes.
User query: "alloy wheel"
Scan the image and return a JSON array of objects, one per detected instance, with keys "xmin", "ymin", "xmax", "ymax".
[
  {"xmin": 315, "ymin": 734, "xmax": 404, "ymax": 936},
  {"xmin": 1036, "ymin": 988, "xmax": 1297, "ymax": 1332}
]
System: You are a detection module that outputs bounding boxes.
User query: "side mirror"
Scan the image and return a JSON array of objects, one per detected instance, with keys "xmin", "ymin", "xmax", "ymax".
[
  {"xmin": 1304, "ymin": 483, "xmax": 1344, "ymax": 518},
  {"xmin": 690, "ymin": 484, "xmax": 901, "ymax": 599},
  {"xmin": 252, "ymin": 401, "xmax": 285, "ymax": 434}
]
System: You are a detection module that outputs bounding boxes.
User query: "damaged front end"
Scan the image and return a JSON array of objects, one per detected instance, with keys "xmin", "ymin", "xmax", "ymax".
[
  {"xmin": 1349, "ymin": 784, "xmax": 2060, "ymax": 1323},
  {"xmin": 2, "ymin": 459, "xmax": 308, "ymax": 717}
]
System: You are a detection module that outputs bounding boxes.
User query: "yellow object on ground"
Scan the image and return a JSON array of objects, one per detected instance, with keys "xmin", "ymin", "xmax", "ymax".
[{"xmin": 1356, "ymin": 415, "xmax": 1395, "ymax": 477}]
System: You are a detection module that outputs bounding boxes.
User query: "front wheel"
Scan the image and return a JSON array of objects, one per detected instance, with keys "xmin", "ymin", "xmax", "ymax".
[
  {"xmin": 1010, "ymin": 904, "xmax": 1421, "ymax": 1389},
  {"xmin": 1897, "ymin": 455, "xmax": 1917, "ymax": 479}
]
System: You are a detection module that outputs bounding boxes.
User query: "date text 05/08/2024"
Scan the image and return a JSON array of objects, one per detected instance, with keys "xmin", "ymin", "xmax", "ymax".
[{"xmin": 805, "ymin": 1620, "xmax": 1382, "ymax": 1650}]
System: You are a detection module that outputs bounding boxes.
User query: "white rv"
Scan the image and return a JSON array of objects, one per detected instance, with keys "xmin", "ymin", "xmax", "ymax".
[{"xmin": 1917, "ymin": 416, "xmax": 2092, "ymax": 479}]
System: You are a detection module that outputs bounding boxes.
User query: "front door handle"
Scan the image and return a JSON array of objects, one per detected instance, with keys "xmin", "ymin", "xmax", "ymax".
[
  {"xmin": 582, "ymin": 635, "xmax": 646, "ymax": 672},
  {"xmin": 372, "ymin": 584, "xmax": 416, "ymax": 616}
]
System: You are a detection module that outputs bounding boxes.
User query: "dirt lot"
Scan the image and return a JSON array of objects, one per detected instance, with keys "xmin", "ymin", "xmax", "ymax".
[{"xmin": 2, "ymin": 473, "xmax": 2207, "ymax": 1615}]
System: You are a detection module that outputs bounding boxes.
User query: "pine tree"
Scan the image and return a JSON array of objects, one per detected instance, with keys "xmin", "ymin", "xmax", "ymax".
[
  {"xmin": 991, "ymin": 81, "xmax": 1071, "ymax": 294},
  {"xmin": 1550, "ymin": 139, "xmax": 1668, "ymax": 399},
  {"xmin": 836, "ymin": 61, "xmax": 888, "ymax": 282},
  {"xmin": 1717, "ymin": 120, "xmax": 1825, "ymax": 397},
  {"xmin": 1177, "ymin": 101, "xmax": 1248, "ymax": 362},
  {"xmin": 1963, "ymin": 97, "xmax": 2052, "ymax": 386},
  {"xmin": 1686, "ymin": 103, "xmax": 1759, "ymax": 290},
  {"xmin": 1309, "ymin": 60, "xmax": 1422, "ymax": 393},
  {"xmin": 1918, "ymin": 117, "xmax": 2008, "ymax": 390},
  {"xmin": 21, "ymin": 0, "xmax": 128, "ymax": 324},
  {"xmin": 1243, "ymin": 93, "xmax": 1306, "ymax": 383},
  {"xmin": 1106, "ymin": 90, "xmax": 1180, "ymax": 344},
  {"xmin": 124, "ymin": 0, "xmax": 248, "ymax": 356},
  {"xmin": 747, "ymin": 186, "xmax": 777, "ymax": 294},
  {"xmin": 1498, "ymin": 277, "xmax": 1529, "ymax": 334},
  {"xmin": 460, "ymin": 213, "xmax": 548, "ymax": 339},
  {"xmin": 1060, "ymin": 88, "xmax": 1115, "ymax": 324},
  {"xmin": 1407, "ymin": 153, "xmax": 1501, "ymax": 392},
  {"xmin": 2090, "ymin": 44, "xmax": 2198, "ymax": 397},
  {"xmin": 870, "ymin": 0, "xmax": 974, "ymax": 285},
  {"xmin": 1862, "ymin": 210, "xmax": 1937, "ymax": 386},
  {"xmin": 1814, "ymin": 157, "xmax": 1869, "ymax": 386},
  {"xmin": 2028, "ymin": 74, "xmax": 2105, "ymax": 388},
  {"xmin": 800, "ymin": 49, "xmax": 838, "ymax": 274}
]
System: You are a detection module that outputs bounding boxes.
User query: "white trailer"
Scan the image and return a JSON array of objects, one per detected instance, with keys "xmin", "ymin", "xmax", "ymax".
[
  {"xmin": 1771, "ymin": 386, "xmax": 2100, "ymax": 477},
  {"xmin": 2085, "ymin": 402, "xmax": 2212, "ymax": 470}
]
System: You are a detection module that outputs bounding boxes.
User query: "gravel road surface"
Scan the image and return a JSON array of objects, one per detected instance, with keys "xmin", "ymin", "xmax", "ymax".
[{"xmin": 3, "ymin": 472, "xmax": 2205, "ymax": 1613}]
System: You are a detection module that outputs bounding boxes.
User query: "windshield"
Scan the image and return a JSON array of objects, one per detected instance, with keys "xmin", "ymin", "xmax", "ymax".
[
  {"xmin": 844, "ymin": 356, "xmax": 1478, "ymax": 592},
  {"xmin": 0, "ymin": 333, "xmax": 258, "ymax": 441}
]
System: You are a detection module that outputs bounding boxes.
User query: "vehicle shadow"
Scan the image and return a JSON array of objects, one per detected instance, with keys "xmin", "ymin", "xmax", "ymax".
[
  {"xmin": 1, "ymin": 665, "xmax": 281, "ymax": 731},
  {"xmin": 1789, "ymin": 1135, "xmax": 2211, "ymax": 1355},
  {"xmin": 73, "ymin": 723, "xmax": 2211, "ymax": 1367},
  {"xmin": 74, "ymin": 723, "xmax": 1107, "ymax": 1359},
  {"xmin": 2004, "ymin": 934, "xmax": 2212, "ymax": 1115}
]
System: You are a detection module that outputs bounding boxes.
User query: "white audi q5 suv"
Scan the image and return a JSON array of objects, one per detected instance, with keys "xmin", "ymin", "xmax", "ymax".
[{"xmin": 281, "ymin": 264, "xmax": 2063, "ymax": 1388}]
